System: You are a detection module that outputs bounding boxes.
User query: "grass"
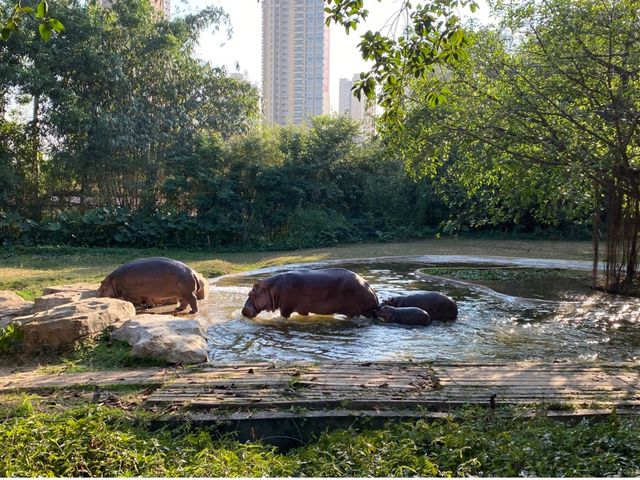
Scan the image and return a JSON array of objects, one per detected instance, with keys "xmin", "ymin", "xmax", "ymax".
[
  {"xmin": 0, "ymin": 238, "xmax": 594, "ymax": 297},
  {"xmin": 0, "ymin": 402, "xmax": 638, "ymax": 477},
  {"xmin": 0, "ymin": 329, "xmax": 169, "ymax": 371},
  {"xmin": 422, "ymin": 266, "xmax": 588, "ymax": 282}
]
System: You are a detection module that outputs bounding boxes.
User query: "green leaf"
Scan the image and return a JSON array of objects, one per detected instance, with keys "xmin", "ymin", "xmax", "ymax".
[
  {"xmin": 0, "ymin": 27, "xmax": 11, "ymax": 41},
  {"xmin": 49, "ymin": 18, "xmax": 65, "ymax": 33},
  {"xmin": 20, "ymin": 6, "xmax": 34, "ymax": 13},
  {"xmin": 39, "ymin": 22, "xmax": 52, "ymax": 41},
  {"xmin": 35, "ymin": 0, "xmax": 48, "ymax": 19}
]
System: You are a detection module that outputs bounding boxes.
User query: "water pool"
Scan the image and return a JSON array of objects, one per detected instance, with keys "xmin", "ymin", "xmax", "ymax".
[{"xmin": 194, "ymin": 258, "xmax": 640, "ymax": 363}]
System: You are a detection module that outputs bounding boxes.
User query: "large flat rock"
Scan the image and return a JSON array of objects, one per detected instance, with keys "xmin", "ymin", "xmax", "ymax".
[
  {"xmin": 0, "ymin": 291, "xmax": 34, "ymax": 328},
  {"xmin": 42, "ymin": 283, "xmax": 99, "ymax": 298},
  {"xmin": 112, "ymin": 314, "xmax": 209, "ymax": 364},
  {"xmin": 14, "ymin": 298, "xmax": 136, "ymax": 351}
]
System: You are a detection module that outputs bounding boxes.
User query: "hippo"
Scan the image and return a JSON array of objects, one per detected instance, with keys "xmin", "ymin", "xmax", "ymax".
[
  {"xmin": 241, "ymin": 268, "xmax": 379, "ymax": 319},
  {"xmin": 98, "ymin": 257, "xmax": 207, "ymax": 313},
  {"xmin": 381, "ymin": 292, "xmax": 458, "ymax": 321},
  {"xmin": 376, "ymin": 305, "xmax": 432, "ymax": 326}
]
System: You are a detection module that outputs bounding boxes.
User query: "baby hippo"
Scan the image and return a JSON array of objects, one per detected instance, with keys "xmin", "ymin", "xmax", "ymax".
[
  {"xmin": 98, "ymin": 257, "xmax": 207, "ymax": 313},
  {"xmin": 381, "ymin": 292, "xmax": 458, "ymax": 321},
  {"xmin": 376, "ymin": 305, "xmax": 432, "ymax": 326}
]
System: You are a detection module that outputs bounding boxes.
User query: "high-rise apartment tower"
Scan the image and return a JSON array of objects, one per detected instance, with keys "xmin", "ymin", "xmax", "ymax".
[
  {"xmin": 262, "ymin": 0, "xmax": 330, "ymax": 125},
  {"xmin": 338, "ymin": 75, "xmax": 365, "ymax": 120},
  {"xmin": 338, "ymin": 74, "xmax": 376, "ymax": 134}
]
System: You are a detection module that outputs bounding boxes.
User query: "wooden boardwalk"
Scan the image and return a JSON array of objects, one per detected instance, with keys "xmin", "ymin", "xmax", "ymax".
[
  {"xmin": 141, "ymin": 361, "xmax": 640, "ymax": 447},
  {"xmin": 145, "ymin": 361, "xmax": 640, "ymax": 410},
  {"xmin": 1, "ymin": 361, "xmax": 638, "ymax": 447}
]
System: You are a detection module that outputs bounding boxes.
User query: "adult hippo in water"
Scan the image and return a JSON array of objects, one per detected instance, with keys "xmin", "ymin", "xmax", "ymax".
[
  {"xmin": 241, "ymin": 268, "xmax": 379, "ymax": 319},
  {"xmin": 381, "ymin": 292, "xmax": 458, "ymax": 321},
  {"xmin": 376, "ymin": 305, "xmax": 432, "ymax": 326},
  {"xmin": 98, "ymin": 257, "xmax": 207, "ymax": 313}
]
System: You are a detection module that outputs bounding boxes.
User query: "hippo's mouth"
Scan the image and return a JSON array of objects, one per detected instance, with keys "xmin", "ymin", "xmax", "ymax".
[{"xmin": 241, "ymin": 304, "xmax": 259, "ymax": 318}]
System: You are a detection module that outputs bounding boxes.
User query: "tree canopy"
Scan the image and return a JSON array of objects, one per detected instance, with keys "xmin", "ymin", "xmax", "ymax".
[
  {"xmin": 387, "ymin": 0, "xmax": 640, "ymax": 292},
  {"xmin": 0, "ymin": 0, "xmax": 259, "ymax": 216}
]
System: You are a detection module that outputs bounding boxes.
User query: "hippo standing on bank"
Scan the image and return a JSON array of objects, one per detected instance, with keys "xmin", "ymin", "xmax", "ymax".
[
  {"xmin": 98, "ymin": 257, "xmax": 208, "ymax": 313},
  {"xmin": 381, "ymin": 292, "xmax": 458, "ymax": 321},
  {"xmin": 241, "ymin": 268, "xmax": 379, "ymax": 319},
  {"xmin": 376, "ymin": 305, "xmax": 432, "ymax": 326}
]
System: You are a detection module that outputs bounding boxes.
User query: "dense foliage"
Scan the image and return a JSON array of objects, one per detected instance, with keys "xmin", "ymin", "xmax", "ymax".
[
  {"xmin": 0, "ymin": 0, "xmax": 258, "ymax": 218},
  {"xmin": 1, "ymin": 404, "xmax": 639, "ymax": 476},
  {"xmin": 388, "ymin": 0, "xmax": 640, "ymax": 291},
  {"xmin": 0, "ymin": 0, "xmax": 463, "ymax": 248},
  {"xmin": 1, "ymin": 115, "xmax": 456, "ymax": 248}
]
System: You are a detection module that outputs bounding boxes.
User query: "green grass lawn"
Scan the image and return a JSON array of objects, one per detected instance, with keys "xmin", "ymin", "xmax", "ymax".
[
  {"xmin": 1, "ymin": 237, "xmax": 594, "ymax": 299},
  {"xmin": 0, "ymin": 400, "xmax": 638, "ymax": 477}
]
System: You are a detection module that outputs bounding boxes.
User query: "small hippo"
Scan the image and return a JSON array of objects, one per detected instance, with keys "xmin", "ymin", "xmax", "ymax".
[
  {"xmin": 381, "ymin": 292, "xmax": 458, "ymax": 321},
  {"xmin": 241, "ymin": 268, "xmax": 379, "ymax": 319},
  {"xmin": 376, "ymin": 305, "xmax": 432, "ymax": 326},
  {"xmin": 98, "ymin": 257, "xmax": 207, "ymax": 313}
]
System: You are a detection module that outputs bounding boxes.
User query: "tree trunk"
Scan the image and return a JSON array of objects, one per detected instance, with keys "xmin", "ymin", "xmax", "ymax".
[
  {"xmin": 602, "ymin": 176, "xmax": 640, "ymax": 294},
  {"xmin": 592, "ymin": 186, "xmax": 600, "ymax": 289}
]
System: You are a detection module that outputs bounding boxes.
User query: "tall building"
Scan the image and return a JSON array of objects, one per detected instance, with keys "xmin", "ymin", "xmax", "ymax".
[
  {"xmin": 151, "ymin": 0, "xmax": 170, "ymax": 17},
  {"xmin": 338, "ymin": 74, "xmax": 376, "ymax": 134},
  {"xmin": 262, "ymin": 0, "xmax": 330, "ymax": 125},
  {"xmin": 338, "ymin": 75, "xmax": 366, "ymax": 121},
  {"xmin": 338, "ymin": 78, "xmax": 353, "ymax": 116}
]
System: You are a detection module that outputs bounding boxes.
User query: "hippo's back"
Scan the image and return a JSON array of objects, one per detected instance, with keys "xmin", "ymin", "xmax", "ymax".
[
  {"xmin": 108, "ymin": 257, "xmax": 196, "ymax": 299},
  {"xmin": 273, "ymin": 268, "xmax": 378, "ymax": 317},
  {"xmin": 396, "ymin": 292, "xmax": 458, "ymax": 320}
]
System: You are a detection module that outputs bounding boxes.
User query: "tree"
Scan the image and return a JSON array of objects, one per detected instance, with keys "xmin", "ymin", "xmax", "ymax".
[
  {"xmin": 0, "ymin": 0, "xmax": 259, "ymax": 215},
  {"xmin": 391, "ymin": 0, "xmax": 640, "ymax": 292}
]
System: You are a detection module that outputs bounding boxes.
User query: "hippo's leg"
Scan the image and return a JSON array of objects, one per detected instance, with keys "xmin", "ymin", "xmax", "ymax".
[
  {"xmin": 176, "ymin": 298, "xmax": 188, "ymax": 312},
  {"xmin": 187, "ymin": 293, "xmax": 198, "ymax": 313},
  {"xmin": 280, "ymin": 308, "xmax": 292, "ymax": 318}
]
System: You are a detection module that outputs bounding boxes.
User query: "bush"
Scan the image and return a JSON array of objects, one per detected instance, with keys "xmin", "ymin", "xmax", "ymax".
[
  {"xmin": 276, "ymin": 208, "xmax": 362, "ymax": 249},
  {"xmin": 0, "ymin": 323, "xmax": 23, "ymax": 355}
]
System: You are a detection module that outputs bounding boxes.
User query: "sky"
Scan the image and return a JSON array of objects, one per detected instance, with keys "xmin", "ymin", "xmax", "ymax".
[{"xmin": 179, "ymin": 0, "xmax": 490, "ymax": 113}]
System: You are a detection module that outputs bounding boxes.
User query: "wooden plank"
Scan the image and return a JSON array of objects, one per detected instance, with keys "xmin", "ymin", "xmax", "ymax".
[{"xmin": 143, "ymin": 361, "xmax": 640, "ymax": 414}]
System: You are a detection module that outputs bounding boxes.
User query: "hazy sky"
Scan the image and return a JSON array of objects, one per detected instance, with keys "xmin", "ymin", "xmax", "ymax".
[{"xmin": 181, "ymin": 0, "xmax": 489, "ymax": 112}]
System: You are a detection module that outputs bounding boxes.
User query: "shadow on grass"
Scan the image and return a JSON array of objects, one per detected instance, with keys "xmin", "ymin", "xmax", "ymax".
[{"xmin": 0, "ymin": 331, "xmax": 169, "ymax": 372}]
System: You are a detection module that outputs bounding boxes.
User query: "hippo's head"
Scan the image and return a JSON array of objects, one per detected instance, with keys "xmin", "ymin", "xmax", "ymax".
[
  {"xmin": 375, "ymin": 305, "xmax": 396, "ymax": 321},
  {"xmin": 380, "ymin": 297, "xmax": 399, "ymax": 308},
  {"xmin": 195, "ymin": 272, "xmax": 209, "ymax": 300},
  {"xmin": 241, "ymin": 281, "xmax": 272, "ymax": 318},
  {"xmin": 98, "ymin": 277, "xmax": 116, "ymax": 298}
]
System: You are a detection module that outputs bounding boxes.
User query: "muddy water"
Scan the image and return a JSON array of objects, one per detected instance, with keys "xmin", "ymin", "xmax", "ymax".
[{"xmin": 196, "ymin": 262, "xmax": 640, "ymax": 363}]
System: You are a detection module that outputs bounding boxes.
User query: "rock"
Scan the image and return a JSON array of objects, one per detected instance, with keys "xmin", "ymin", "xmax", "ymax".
[
  {"xmin": 13, "ymin": 298, "xmax": 136, "ymax": 351},
  {"xmin": 0, "ymin": 291, "xmax": 34, "ymax": 329},
  {"xmin": 111, "ymin": 314, "xmax": 209, "ymax": 364},
  {"xmin": 32, "ymin": 291, "xmax": 84, "ymax": 313},
  {"xmin": 42, "ymin": 283, "xmax": 99, "ymax": 299}
]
